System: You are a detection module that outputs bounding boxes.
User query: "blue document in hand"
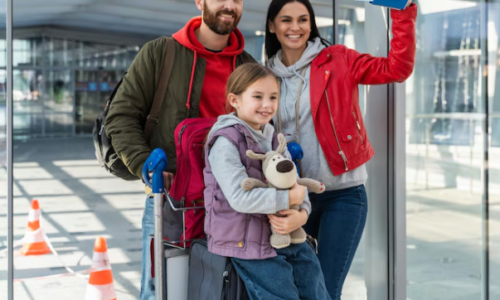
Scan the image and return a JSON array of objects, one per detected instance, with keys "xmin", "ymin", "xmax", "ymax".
[{"xmin": 369, "ymin": 0, "xmax": 410, "ymax": 10}]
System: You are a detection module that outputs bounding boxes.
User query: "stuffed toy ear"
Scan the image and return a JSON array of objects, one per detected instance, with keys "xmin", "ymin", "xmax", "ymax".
[
  {"xmin": 246, "ymin": 150, "xmax": 266, "ymax": 160},
  {"xmin": 275, "ymin": 133, "xmax": 287, "ymax": 154}
]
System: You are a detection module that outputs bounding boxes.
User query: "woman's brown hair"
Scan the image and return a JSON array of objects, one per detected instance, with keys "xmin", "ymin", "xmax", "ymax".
[{"xmin": 225, "ymin": 63, "xmax": 278, "ymax": 113}]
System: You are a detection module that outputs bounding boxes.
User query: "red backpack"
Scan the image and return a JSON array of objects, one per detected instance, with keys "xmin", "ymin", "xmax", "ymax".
[
  {"xmin": 151, "ymin": 117, "xmax": 216, "ymax": 278},
  {"xmin": 165, "ymin": 118, "xmax": 216, "ymax": 247}
]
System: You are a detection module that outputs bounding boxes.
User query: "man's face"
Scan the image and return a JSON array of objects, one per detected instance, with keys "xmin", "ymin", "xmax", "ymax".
[{"xmin": 202, "ymin": 0, "xmax": 243, "ymax": 35}]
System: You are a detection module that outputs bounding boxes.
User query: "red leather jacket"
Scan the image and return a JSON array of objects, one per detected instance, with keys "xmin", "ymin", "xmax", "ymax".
[{"xmin": 310, "ymin": 4, "xmax": 417, "ymax": 176}]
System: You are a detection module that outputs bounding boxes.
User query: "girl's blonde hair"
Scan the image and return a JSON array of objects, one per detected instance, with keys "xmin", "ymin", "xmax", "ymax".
[{"xmin": 225, "ymin": 63, "xmax": 278, "ymax": 113}]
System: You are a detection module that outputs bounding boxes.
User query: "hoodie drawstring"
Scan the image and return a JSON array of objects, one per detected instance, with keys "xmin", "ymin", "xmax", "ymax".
[
  {"xmin": 280, "ymin": 66, "xmax": 308, "ymax": 121},
  {"xmin": 292, "ymin": 65, "xmax": 308, "ymax": 95},
  {"xmin": 186, "ymin": 50, "xmax": 198, "ymax": 110},
  {"xmin": 232, "ymin": 55, "xmax": 237, "ymax": 71}
]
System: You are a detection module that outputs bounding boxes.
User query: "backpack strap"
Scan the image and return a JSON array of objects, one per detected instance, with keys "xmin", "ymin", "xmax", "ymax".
[{"xmin": 144, "ymin": 37, "xmax": 176, "ymax": 143}]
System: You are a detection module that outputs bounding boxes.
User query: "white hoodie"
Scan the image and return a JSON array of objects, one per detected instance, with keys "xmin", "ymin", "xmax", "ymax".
[{"xmin": 268, "ymin": 37, "xmax": 367, "ymax": 191}]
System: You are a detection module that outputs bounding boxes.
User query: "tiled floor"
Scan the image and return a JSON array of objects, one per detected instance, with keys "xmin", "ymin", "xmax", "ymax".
[{"xmin": 0, "ymin": 137, "xmax": 499, "ymax": 300}]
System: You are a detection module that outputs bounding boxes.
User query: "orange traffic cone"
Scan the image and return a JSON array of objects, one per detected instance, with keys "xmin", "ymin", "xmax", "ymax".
[
  {"xmin": 20, "ymin": 199, "xmax": 51, "ymax": 256},
  {"xmin": 85, "ymin": 237, "xmax": 116, "ymax": 300}
]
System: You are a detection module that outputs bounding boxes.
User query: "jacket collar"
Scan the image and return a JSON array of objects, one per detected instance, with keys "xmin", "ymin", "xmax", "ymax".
[{"xmin": 314, "ymin": 47, "xmax": 332, "ymax": 68}]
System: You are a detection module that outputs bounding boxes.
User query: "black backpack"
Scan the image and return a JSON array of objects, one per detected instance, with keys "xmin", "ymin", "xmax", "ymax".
[{"xmin": 93, "ymin": 37, "xmax": 175, "ymax": 180}]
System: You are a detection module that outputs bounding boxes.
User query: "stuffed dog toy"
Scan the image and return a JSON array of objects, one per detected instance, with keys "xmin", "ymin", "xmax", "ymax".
[{"xmin": 241, "ymin": 133, "xmax": 325, "ymax": 249}]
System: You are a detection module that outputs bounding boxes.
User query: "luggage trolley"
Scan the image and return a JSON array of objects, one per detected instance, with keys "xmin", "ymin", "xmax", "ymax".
[{"xmin": 143, "ymin": 148, "xmax": 204, "ymax": 300}]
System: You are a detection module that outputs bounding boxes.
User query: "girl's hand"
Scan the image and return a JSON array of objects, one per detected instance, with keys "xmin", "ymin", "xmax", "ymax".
[
  {"xmin": 288, "ymin": 183, "xmax": 306, "ymax": 206},
  {"xmin": 268, "ymin": 209, "xmax": 308, "ymax": 235},
  {"xmin": 405, "ymin": 0, "xmax": 413, "ymax": 9}
]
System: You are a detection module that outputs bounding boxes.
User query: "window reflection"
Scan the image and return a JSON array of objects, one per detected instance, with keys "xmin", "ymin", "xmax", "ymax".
[
  {"xmin": 0, "ymin": 36, "xmax": 140, "ymax": 138},
  {"xmin": 406, "ymin": 1, "xmax": 499, "ymax": 299}
]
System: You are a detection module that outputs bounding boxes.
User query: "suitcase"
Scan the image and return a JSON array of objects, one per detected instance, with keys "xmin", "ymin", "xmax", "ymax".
[
  {"xmin": 165, "ymin": 248, "xmax": 189, "ymax": 300},
  {"xmin": 187, "ymin": 240, "xmax": 249, "ymax": 300}
]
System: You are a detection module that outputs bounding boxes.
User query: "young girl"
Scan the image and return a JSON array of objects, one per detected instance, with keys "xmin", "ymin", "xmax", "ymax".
[
  {"xmin": 265, "ymin": 0, "xmax": 416, "ymax": 298},
  {"xmin": 203, "ymin": 63, "xmax": 331, "ymax": 300}
]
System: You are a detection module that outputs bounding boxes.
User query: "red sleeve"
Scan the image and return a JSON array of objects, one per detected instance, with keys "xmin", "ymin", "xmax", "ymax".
[{"xmin": 347, "ymin": 4, "xmax": 417, "ymax": 85}]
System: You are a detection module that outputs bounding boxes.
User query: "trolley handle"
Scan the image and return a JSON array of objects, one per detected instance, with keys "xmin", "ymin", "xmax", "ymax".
[
  {"xmin": 165, "ymin": 194, "xmax": 205, "ymax": 211},
  {"xmin": 142, "ymin": 148, "xmax": 168, "ymax": 194},
  {"xmin": 142, "ymin": 148, "xmax": 168, "ymax": 300}
]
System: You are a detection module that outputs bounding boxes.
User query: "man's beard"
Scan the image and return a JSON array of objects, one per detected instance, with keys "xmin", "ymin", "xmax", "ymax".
[{"xmin": 203, "ymin": 2, "xmax": 241, "ymax": 35}]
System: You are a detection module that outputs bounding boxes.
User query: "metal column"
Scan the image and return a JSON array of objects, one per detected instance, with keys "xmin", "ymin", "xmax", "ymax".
[
  {"xmin": 363, "ymin": 3, "xmax": 406, "ymax": 300},
  {"xmin": 332, "ymin": 0, "xmax": 338, "ymax": 44},
  {"xmin": 6, "ymin": 0, "xmax": 14, "ymax": 298},
  {"xmin": 480, "ymin": 1, "xmax": 490, "ymax": 299}
]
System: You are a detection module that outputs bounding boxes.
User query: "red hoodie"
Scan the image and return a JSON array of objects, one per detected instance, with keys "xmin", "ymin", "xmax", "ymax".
[{"xmin": 172, "ymin": 17, "xmax": 246, "ymax": 118}]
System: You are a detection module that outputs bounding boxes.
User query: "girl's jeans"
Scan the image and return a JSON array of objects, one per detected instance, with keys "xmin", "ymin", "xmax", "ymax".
[
  {"xmin": 303, "ymin": 184, "xmax": 368, "ymax": 300},
  {"xmin": 232, "ymin": 242, "xmax": 331, "ymax": 300}
]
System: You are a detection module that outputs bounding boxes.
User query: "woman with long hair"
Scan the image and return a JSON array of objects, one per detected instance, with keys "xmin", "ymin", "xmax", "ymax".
[{"xmin": 264, "ymin": 0, "xmax": 417, "ymax": 298}]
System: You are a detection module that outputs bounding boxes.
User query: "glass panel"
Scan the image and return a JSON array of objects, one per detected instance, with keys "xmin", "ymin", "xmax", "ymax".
[
  {"xmin": 0, "ymin": 40, "xmax": 5, "ymax": 67},
  {"xmin": 0, "ymin": 15, "xmax": 7, "ymax": 298},
  {"xmin": 338, "ymin": 5, "xmax": 366, "ymax": 115},
  {"xmin": 75, "ymin": 41, "xmax": 135, "ymax": 69},
  {"xmin": 98, "ymin": 70, "xmax": 121, "ymax": 107},
  {"xmin": 43, "ymin": 38, "xmax": 73, "ymax": 67},
  {"xmin": 75, "ymin": 70, "xmax": 99, "ymax": 134},
  {"xmin": 406, "ymin": 1, "xmax": 487, "ymax": 299},
  {"xmin": 488, "ymin": 2, "xmax": 500, "ymax": 299},
  {"xmin": 75, "ymin": 69, "xmax": 122, "ymax": 135},
  {"xmin": 337, "ymin": 4, "xmax": 367, "ymax": 300},
  {"xmin": 43, "ymin": 70, "xmax": 73, "ymax": 135},
  {"xmin": 243, "ymin": 35, "xmax": 265, "ymax": 63},
  {"xmin": 13, "ymin": 69, "xmax": 43, "ymax": 137},
  {"xmin": 13, "ymin": 38, "xmax": 43, "ymax": 67}
]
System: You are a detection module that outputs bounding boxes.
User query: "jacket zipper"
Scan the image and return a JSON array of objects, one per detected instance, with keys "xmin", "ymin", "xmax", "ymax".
[
  {"xmin": 222, "ymin": 263, "xmax": 232, "ymax": 300},
  {"xmin": 324, "ymin": 90, "xmax": 348, "ymax": 171},
  {"xmin": 178, "ymin": 125, "xmax": 187, "ymax": 145},
  {"xmin": 352, "ymin": 112, "xmax": 364, "ymax": 144}
]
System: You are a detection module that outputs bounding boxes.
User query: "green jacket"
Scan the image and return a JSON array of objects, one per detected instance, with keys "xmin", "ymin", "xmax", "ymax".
[{"xmin": 105, "ymin": 37, "xmax": 255, "ymax": 179}]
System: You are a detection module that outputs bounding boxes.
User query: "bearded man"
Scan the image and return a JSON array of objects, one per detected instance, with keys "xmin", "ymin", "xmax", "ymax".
[{"xmin": 104, "ymin": 1, "xmax": 255, "ymax": 299}]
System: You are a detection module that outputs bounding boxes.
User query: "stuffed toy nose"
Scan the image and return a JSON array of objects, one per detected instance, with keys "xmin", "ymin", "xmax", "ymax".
[{"xmin": 276, "ymin": 160, "xmax": 294, "ymax": 173}]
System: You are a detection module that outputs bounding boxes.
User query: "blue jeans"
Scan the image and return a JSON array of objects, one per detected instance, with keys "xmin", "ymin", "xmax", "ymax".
[
  {"xmin": 232, "ymin": 242, "xmax": 331, "ymax": 300},
  {"xmin": 140, "ymin": 196, "xmax": 155, "ymax": 300},
  {"xmin": 303, "ymin": 184, "xmax": 368, "ymax": 300}
]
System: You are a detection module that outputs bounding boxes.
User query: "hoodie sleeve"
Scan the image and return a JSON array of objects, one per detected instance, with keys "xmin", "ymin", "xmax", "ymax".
[{"xmin": 208, "ymin": 136, "xmax": 290, "ymax": 214}]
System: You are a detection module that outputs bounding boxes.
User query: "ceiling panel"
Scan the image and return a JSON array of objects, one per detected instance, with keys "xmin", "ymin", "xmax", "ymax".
[{"xmin": 0, "ymin": 0, "xmax": 336, "ymax": 38}]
